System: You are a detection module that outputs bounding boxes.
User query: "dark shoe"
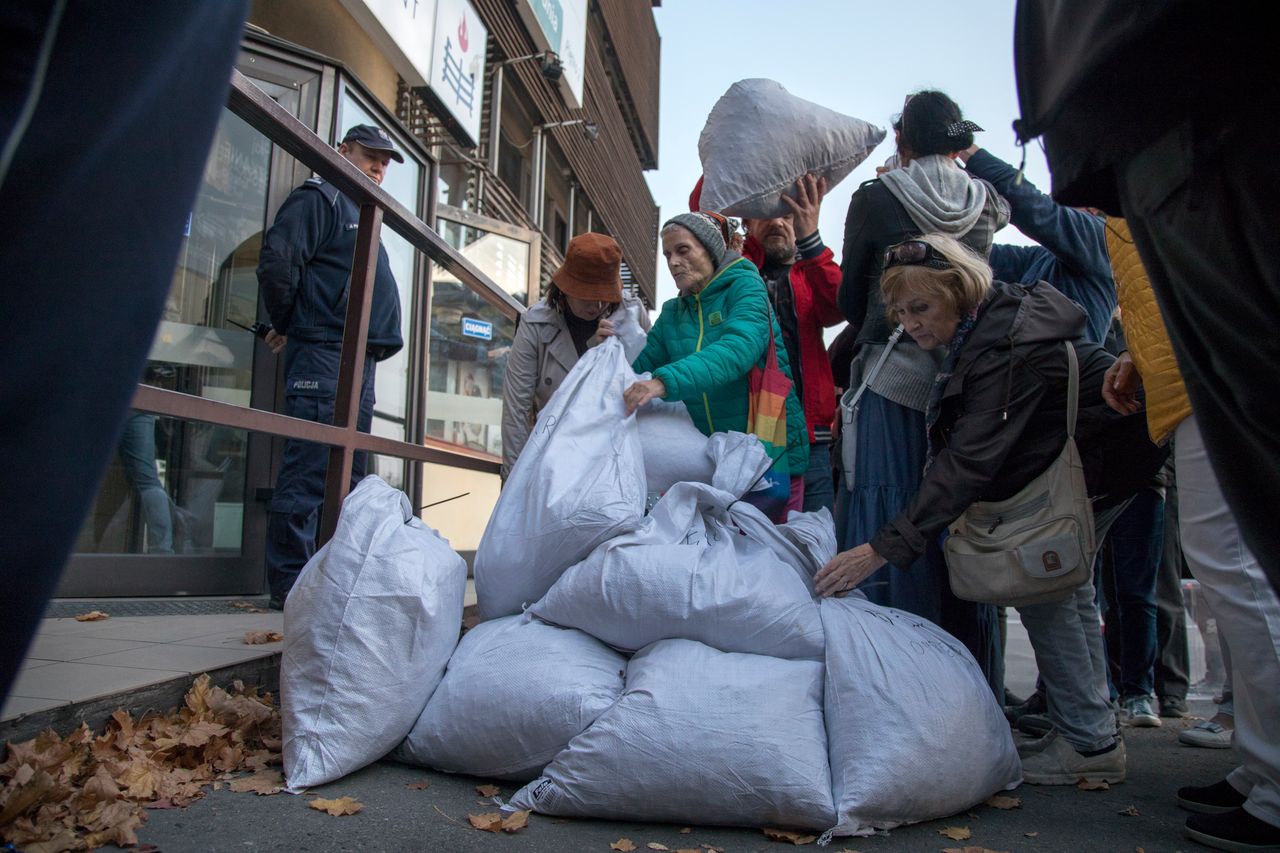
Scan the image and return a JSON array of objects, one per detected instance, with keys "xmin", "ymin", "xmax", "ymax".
[
  {"xmin": 1017, "ymin": 712, "xmax": 1054, "ymax": 738},
  {"xmin": 1004, "ymin": 688, "xmax": 1026, "ymax": 708},
  {"xmin": 1160, "ymin": 695, "xmax": 1190, "ymax": 718},
  {"xmin": 1178, "ymin": 780, "xmax": 1249, "ymax": 815},
  {"xmin": 1005, "ymin": 689, "xmax": 1047, "ymax": 725},
  {"xmin": 268, "ymin": 595, "xmax": 285, "ymax": 612},
  {"xmin": 1185, "ymin": 808, "xmax": 1280, "ymax": 851}
]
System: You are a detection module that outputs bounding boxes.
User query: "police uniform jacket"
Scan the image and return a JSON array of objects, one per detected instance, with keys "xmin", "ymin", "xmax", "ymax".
[{"xmin": 257, "ymin": 177, "xmax": 403, "ymax": 360}]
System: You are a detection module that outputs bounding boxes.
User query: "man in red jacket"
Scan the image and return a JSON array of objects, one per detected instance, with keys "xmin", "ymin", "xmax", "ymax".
[{"xmin": 741, "ymin": 175, "xmax": 845, "ymax": 512}]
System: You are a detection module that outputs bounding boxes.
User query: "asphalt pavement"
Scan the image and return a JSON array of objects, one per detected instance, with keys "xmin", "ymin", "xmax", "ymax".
[{"xmin": 134, "ymin": 699, "xmax": 1234, "ymax": 853}]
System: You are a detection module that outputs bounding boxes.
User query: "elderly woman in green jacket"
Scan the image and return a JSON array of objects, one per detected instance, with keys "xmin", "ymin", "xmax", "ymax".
[{"xmin": 624, "ymin": 211, "xmax": 809, "ymax": 520}]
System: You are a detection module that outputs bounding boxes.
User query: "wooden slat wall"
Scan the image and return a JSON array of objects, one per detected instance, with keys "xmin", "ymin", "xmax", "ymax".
[
  {"xmin": 475, "ymin": 0, "xmax": 659, "ymax": 306},
  {"xmin": 595, "ymin": 0, "xmax": 660, "ymax": 167}
]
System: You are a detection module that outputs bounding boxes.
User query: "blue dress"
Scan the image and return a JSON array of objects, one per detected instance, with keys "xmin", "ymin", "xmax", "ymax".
[{"xmin": 835, "ymin": 390, "xmax": 1004, "ymax": 697}]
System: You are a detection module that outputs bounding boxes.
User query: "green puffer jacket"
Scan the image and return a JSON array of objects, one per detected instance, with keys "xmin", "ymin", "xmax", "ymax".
[{"xmin": 633, "ymin": 256, "xmax": 809, "ymax": 476}]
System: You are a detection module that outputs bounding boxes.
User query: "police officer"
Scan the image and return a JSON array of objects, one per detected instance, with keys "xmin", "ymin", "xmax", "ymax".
[{"xmin": 257, "ymin": 124, "xmax": 405, "ymax": 608}]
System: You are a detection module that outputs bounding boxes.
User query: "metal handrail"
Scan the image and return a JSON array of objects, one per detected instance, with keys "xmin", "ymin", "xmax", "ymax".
[{"xmin": 131, "ymin": 70, "xmax": 508, "ymax": 546}]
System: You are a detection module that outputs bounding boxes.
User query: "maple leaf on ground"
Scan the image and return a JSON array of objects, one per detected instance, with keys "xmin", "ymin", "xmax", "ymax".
[
  {"xmin": 1025, "ymin": 832, "xmax": 1039, "ymax": 838},
  {"xmin": 501, "ymin": 810, "xmax": 530, "ymax": 832},
  {"xmin": 675, "ymin": 849, "xmax": 701, "ymax": 853},
  {"xmin": 1118, "ymin": 805, "xmax": 1140, "ymax": 816},
  {"xmin": 406, "ymin": 781, "xmax": 431, "ymax": 791},
  {"xmin": 611, "ymin": 840, "xmax": 638, "ymax": 852},
  {"xmin": 17, "ymin": 827, "xmax": 84, "ymax": 853},
  {"xmin": 647, "ymin": 844, "xmax": 669, "ymax": 851},
  {"xmin": 939, "ymin": 826, "xmax": 973, "ymax": 841},
  {"xmin": 0, "ymin": 767, "xmax": 58, "ymax": 825},
  {"xmin": 309, "ymin": 796, "xmax": 363, "ymax": 816},
  {"xmin": 231, "ymin": 601, "xmax": 266, "ymax": 612},
  {"xmin": 177, "ymin": 719, "xmax": 231, "ymax": 748},
  {"xmin": 81, "ymin": 799, "xmax": 146, "ymax": 847},
  {"xmin": 762, "ymin": 827, "xmax": 818, "ymax": 844},
  {"xmin": 468, "ymin": 812, "xmax": 504, "ymax": 832},
  {"xmin": 74, "ymin": 610, "xmax": 109, "ymax": 622},
  {"xmin": 984, "ymin": 794, "xmax": 1021, "ymax": 810},
  {"xmin": 1077, "ymin": 779, "xmax": 1111, "ymax": 791},
  {"xmin": 243, "ymin": 630, "xmax": 284, "ymax": 645},
  {"xmin": 228, "ymin": 769, "xmax": 284, "ymax": 795},
  {"xmin": 680, "ymin": 827, "xmax": 692, "ymax": 834},
  {"xmin": 475, "ymin": 783, "xmax": 500, "ymax": 797}
]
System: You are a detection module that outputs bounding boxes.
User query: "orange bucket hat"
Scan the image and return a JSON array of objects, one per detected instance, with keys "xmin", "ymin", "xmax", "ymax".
[{"xmin": 552, "ymin": 233, "xmax": 624, "ymax": 302}]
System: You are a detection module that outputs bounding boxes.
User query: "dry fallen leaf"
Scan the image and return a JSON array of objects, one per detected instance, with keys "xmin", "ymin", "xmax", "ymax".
[
  {"xmin": 1025, "ymin": 832, "xmax": 1039, "ymax": 838},
  {"xmin": 985, "ymin": 794, "xmax": 1021, "ymax": 810},
  {"xmin": 1118, "ymin": 805, "xmax": 1140, "ymax": 817},
  {"xmin": 501, "ymin": 810, "xmax": 530, "ymax": 832},
  {"xmin": 763, "ymin": 827, "xmax": 817, "ymax": 844},
  {"xmin": 475, "ymin": 783, "xmax": 500, "ymax": 797},
  {"xmin": 647, "ymin": 844, "xmax": 669, "ymax": 851},
  {"xmin": 611, "ymin": 841, "xmax": 638, "ymax": 852},
  {"xmin": 680, "ymin": 827, "xmax": 692, "ymax": 834},
  {"xmin": 243, "ymin": 630, "xmax": 284, "ymax": 645},
  {"xmin": 231, "ymin": 601, "xmax": 266, "ymax": 613},
  {"xmin": 309, "ymin": 796, "xmax": 363, "ymax": 816},
  {"xmin": 228, "ymin": 769, "xmax": 283, "ymax": 795},
  {"xmin": 675, "ymin": 849, "xmax": 701, "ymax": 853},
  {"xmin": 469, "ymin": 812, "xmax": 503, "ymax": 831},
  {"xmin": 406, "ymin": 781, "xmax": 431, "ymax": 791},
  {"xmin": 939, "ymin": 826, "xmax": 973, "ymax": 841},
  {"xmin": 1077, "ymin": 779, "xmax": 1111, "ymax": 791},
  {"xmin": 942, "ymin": 848, "xmax": 1010, "ymax": 853},
  {"xmin": 74, "ymin": 610, "xmax": 110, "ymax": 622}
]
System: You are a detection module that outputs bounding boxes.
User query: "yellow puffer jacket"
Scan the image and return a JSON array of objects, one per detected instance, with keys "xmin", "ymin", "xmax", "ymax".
[{"xmin": 1107, "ymin": 219, "xmax": 1193, "ymax": 444}]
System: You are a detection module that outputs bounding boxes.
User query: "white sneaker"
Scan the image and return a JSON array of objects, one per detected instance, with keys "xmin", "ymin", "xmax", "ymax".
[
  {"xmin": 1179, "ymin": 720, "xmax": 1233, "ymax": 749},
  {"xmin": 1121, "ymin": 695, "xmax": 1162, "ymax": 728},
  {"xmin": 1020, "ymin": 735, "xmax": 1126, "ymax": 785},
  {"xmin": 1017, "ymin": 729, "xmax": 1059, "ymax": 758}
]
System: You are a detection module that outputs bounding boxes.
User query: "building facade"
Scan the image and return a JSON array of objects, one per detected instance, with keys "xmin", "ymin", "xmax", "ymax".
[{"xmin": 61, "ymin": 0, "xmax": 661, "ymax": 597}]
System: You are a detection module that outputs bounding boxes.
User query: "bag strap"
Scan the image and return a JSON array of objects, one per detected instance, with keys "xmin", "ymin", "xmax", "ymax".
[
  {"xmin": 1064, "ymin": 341, "xmax": 1079, "ymax": 439},
  {"xmin": 845, "ymin": 323, "xmax": 905, "ymax": 412},
  {"xmin": 759, "ymin": 302, "xmax": 782, "ymax": 373}
]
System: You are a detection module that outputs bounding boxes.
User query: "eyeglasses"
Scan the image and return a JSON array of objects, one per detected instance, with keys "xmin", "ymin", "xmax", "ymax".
[{"xmin": 883, "ymin": 240, "xmax": 952, "ymax": 271}]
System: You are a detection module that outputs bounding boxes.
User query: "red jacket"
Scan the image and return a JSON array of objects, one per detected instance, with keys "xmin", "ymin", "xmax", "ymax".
[{"xmin": 742, "ymin": 235, "xmax": 844, "ymax": 442}]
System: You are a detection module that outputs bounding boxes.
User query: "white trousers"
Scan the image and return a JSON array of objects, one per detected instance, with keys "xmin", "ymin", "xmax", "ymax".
[{"xmin": 1176, "ymin": 415, "xmax": 1280, "ymax": 826}]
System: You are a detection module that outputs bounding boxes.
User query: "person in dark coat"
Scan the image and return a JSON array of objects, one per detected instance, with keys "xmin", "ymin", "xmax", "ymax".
[{"xmin": 256, "ymin": 124, "xmax": 405, "ymax": 608}]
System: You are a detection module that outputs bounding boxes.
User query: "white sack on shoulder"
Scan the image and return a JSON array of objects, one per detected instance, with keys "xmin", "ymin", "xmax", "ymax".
[
  {"xmin": 821, "ymin": 597, "xmax": 1021, "ymax": 837},
  {"xmin": 509, "ymin": 639, "xmax": 835, "ymax": 830},
  {"xmin": 390, "ymin": 614, "xmax": 626, "ymax": 781},
  {"xmin": 474, "ymin": 338, "xmax": 646, "ymax": 620},
  {"xmin": 699, "ymin": 79, "xmax": 886, "ymax": 218},
  {"xmin": 530, "ymin": 480, "xmax": 823, "ymax": 660},
  {"xmin": 281, "ymin": 476, "xmax": 467, "ymax": 790}
]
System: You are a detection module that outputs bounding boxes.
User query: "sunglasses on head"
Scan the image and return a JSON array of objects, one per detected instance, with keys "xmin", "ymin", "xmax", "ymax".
[{"xmin": 883, "ymin": 240, "xmax": 952, "ymax": 271}]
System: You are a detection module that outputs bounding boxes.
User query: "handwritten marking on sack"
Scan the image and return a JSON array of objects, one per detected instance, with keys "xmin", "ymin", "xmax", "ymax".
[{"xmin": 534, "ymin": 414, "xmax": 559, "ymax": 441}]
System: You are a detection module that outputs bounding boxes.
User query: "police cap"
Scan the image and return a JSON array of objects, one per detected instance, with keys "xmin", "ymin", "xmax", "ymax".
[{"xmin": 340, "ymin": 124, "xmax": 404, "ymax": 163}]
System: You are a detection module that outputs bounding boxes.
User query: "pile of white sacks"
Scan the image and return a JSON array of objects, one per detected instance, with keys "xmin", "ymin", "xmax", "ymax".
[{"xmin": 279, "ymin": 338, "xmax": 1020, "ymax": 841}]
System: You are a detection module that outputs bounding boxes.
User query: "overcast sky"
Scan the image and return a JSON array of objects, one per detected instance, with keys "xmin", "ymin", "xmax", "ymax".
[{"xmin": 644, "ymin": 1, "xmax": 1047, "ymax": 309}]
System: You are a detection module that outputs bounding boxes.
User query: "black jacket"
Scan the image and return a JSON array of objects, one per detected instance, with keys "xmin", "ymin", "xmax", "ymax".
[
  {"xmin": 871, "ymin": 280, "xmax": 1131, "ymax": 570},
  {"xmin": 257, "ymin": 177, "xmax": 403, "ymax": 359}
]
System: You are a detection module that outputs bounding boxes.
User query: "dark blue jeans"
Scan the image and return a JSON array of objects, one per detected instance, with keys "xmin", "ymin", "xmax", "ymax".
[
  {"xmin": 266, "ymin": 342, "xmax": 376, "ymax": 601},
  {"xmin": 1095, "ymin": 489, "xmax": 1166, "ymax": 699},
  {"xmin": 802, "ymin": 440, "xmax": 834, "ymax": 514}
]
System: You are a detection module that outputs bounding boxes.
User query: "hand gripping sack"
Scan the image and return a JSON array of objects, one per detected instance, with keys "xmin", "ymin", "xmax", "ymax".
[
  {"xmin": 944, "ymin": 343, "xmax": 1096, "ymax": 607},
  {"xmin": 281, "ymin": 476, "xmax": 467, "ymax": 790},
  {"xmin": 509, "ymin": 639, "xmax": 835, "ymax": 830},
  {"xmin": 475, "ymin": 338, "xmax": 646, "ymax": 619},
  {"xmin": 390, "ymin": 614, "xmax": 626, "ymax": 781},
  {"xmin": 699, "ymin": 79, "xmax": 886, "ymax": 218},
  {"xmin": 530, "ymin": 480, "xmax": 824, "ymax": 660},
  {"xmin": 821, "ymin": 597, "xmax": 1021, "ymax": 837}
]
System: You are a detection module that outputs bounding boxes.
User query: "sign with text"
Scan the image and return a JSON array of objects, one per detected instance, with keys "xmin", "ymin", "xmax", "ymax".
[
  {"xmin": 461, "ymin": 317, "xmax": 494, "ymax": 340},
  {"xmin": 338, "ymin": 0, "xmax": 438, "ymax": 87},
  {"xmin": 516, "ymin": 0, "xmax": 587, "ymax": 109}
]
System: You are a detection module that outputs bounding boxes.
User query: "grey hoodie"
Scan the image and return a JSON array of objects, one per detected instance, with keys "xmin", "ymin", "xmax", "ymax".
[{"xmin": 879, "ymin": 154, "xmax": 1010, "ymax": 255}]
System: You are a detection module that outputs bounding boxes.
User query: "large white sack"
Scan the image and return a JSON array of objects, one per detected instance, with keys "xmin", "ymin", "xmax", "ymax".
[
  {"xmin": 281, "ymin": 476, "xmax": 467, "ymax": 790},
  {"xmin": 475, "ymin": 338, "xmax": 646, "ymax": 619},
  {"xmin": 821, "ymin": 597, "xmax": 1021, "ymax": 837},
  {"xmin": 635, "ymin": 402, "xmax": 771, "ymax": 496},
  {"xmin": 699, "ymin": 79, "xmax": 886, "ymax": 218},
  {"xmin": 613, "ymin": 298, "xmax": 649, "ymax": 363},
  {"xmin": 509, "ymin": 639, "xmax": 835, "ymax": 830},
  {"xmin": 390, "ymin": 614, "xmax": 625, "ymax": 781},
  {"xmin": 531, "ymin": 480, "xmax": 823, "ymax": 659}
]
